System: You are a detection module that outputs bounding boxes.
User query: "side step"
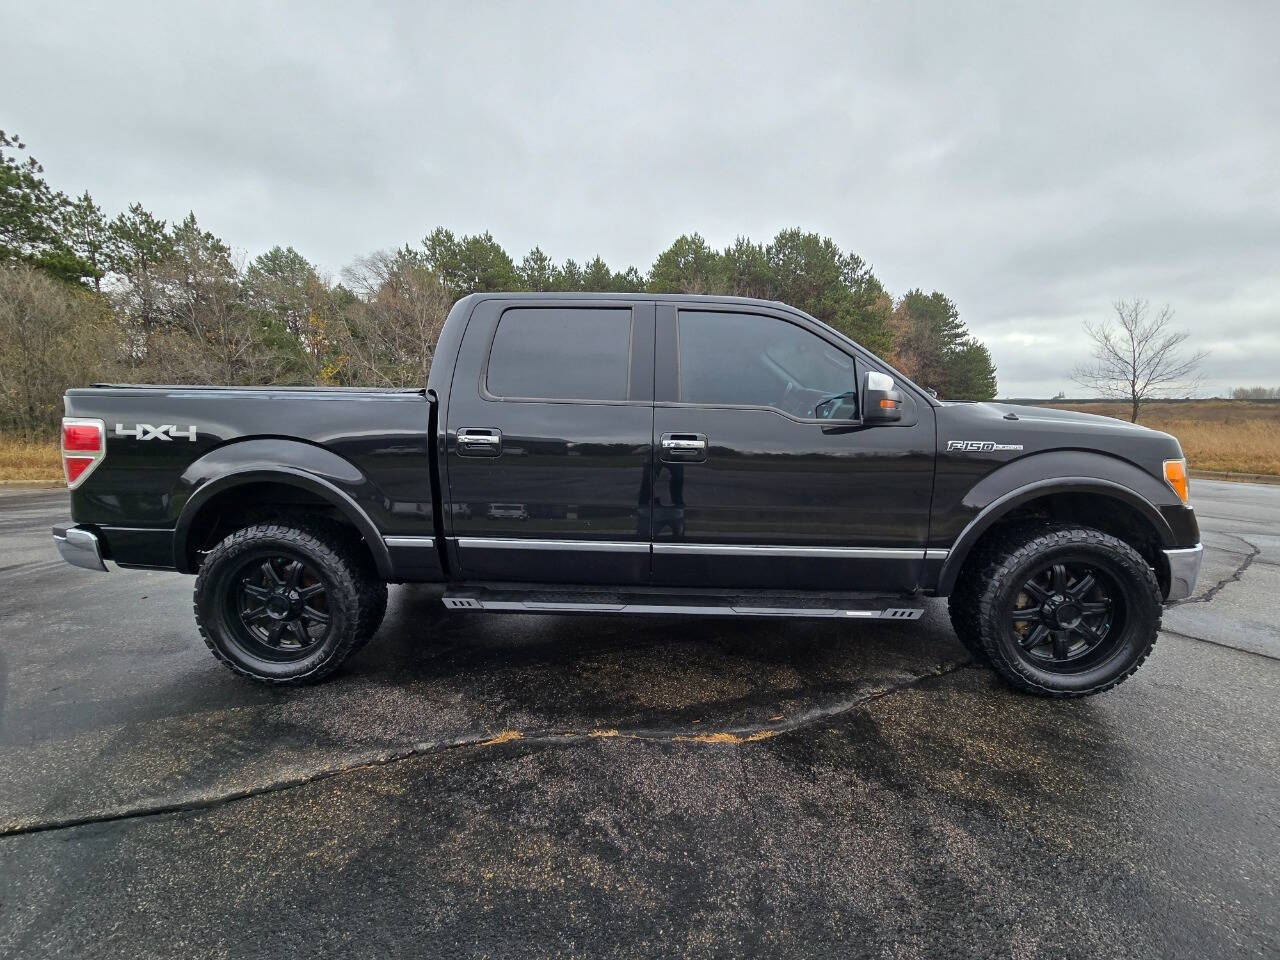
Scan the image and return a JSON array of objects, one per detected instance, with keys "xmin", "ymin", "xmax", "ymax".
[{"xmin": 441, "ymin": 586, "xmax": 923, "ymax": 620}]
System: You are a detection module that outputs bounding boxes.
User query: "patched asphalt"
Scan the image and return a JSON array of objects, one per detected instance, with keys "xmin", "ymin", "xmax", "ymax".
[{"xmin": 1, "ymin": 481, "xmax": 1277, "ymax": 958}]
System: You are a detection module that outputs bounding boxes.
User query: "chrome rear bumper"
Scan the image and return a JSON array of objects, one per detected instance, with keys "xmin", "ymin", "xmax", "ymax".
[
  {"xmin": 53, "ymin": 524, "xmax": 108, "ymax": 572},
  {"xmin": 1163, "ymin": 544, "xmax": 1203, "ymax": 602}
]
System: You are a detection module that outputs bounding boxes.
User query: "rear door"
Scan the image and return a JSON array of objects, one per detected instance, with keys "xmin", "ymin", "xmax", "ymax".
[
  {"xmin": 650, "ymin": 303, "xmax": 935, "ymax": 592},
  {"xmin": 443, "ymin": 298, "xmax": 656, "ymax": 584}
]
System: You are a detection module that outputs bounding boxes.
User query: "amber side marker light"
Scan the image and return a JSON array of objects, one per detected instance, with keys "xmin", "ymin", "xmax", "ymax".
[
  {"xmin": 879, "ymin": 399, "xmax": 899, "ymax": 409},
  {"xmin": 1164, "ymin": 458, "xmax": 1190, "ymax": 504}
]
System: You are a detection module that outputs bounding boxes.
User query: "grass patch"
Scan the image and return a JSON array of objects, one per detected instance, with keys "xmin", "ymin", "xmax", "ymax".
[
  {"xmin": 0, "ymin": 436, "xmax": 62, "ymax": 483},
  {"xmin": 1038, "ymin": 401, "xmax": 1280, "ymax": 476}
]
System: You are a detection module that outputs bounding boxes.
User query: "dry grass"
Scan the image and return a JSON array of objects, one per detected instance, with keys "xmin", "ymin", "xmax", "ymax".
[
  {"xmin": 0, "ymin": 436, "xmax": 62, "ymax": 483},
  {"xmin": 1040, "ymin": 401, "xmax": 1280, "ymax": 476}
]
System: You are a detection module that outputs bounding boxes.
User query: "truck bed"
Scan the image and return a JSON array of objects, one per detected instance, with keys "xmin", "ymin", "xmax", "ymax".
[{"xmin": 62, "ymin": 384, "xmax": 441, "ymax": 579}]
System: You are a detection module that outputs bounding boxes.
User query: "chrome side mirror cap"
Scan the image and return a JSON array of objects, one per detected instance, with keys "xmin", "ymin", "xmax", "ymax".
[{"xmin": 863, "ymin": 371, "xmax": 904, "ymax": 423}]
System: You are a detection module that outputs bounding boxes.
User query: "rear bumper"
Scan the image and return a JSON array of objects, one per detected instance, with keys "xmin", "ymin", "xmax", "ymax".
[
  {"xmin": 1163, "ymin": 544, "xmax": 1202, "ymax": 602},
  {"xmin": 53, "ymin": 524, "xmax": 108, "ymax": 572}
]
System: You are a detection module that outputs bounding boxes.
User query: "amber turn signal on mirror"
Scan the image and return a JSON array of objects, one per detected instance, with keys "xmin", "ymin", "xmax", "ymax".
[{"xmin": 1164, "ymin": 458, "xmax": 1190, "ymax": 504}]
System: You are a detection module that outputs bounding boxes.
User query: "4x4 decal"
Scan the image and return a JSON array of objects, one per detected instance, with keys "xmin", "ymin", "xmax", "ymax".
[{"xmin": 115, "ymin": 424, "xmax": 198, "ymax": 442}]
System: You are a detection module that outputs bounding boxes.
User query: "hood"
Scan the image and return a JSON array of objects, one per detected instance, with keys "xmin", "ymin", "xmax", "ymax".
[
  {"xmin": 936, "ymin": 402, "xmax": 1184, "ymax": 474},
  {"xmin": 945, "ymin": 401, "xmax": 1169, "ymax": 436}
]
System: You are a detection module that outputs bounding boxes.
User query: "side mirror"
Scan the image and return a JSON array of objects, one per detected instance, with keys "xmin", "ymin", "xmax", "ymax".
[{"xmin": 863, "ymin": 371, "xmax": 904, "ymax": 423}]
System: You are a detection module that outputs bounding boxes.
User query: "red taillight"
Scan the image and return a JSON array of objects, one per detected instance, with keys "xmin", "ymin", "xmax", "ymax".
[
  {"xmin": 64, "ymin": 456, "xmax": 95, "ymax": 485},
  {"xmin": 61, "ymin": 418, "xmax": 106, "ymax": 489},
  {"xmin": 63, "ymin": 422, "xmax": 102, "ymax": 452}
]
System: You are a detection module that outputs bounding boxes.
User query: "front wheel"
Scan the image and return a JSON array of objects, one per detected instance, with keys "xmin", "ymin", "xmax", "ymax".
[
  {"xmin": 194, "ymin": 522, "xmax": 382, "ymax": 685},
  {"xmin": 957, "ymin": 525, "xmax": 1162, "ymax": 697}
]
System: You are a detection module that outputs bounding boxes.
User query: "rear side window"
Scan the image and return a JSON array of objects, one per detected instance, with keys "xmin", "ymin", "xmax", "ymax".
[
  {"xmin": 677, "ymin": 311, "xmax": 857, "ymax": 419},
  {"xmin": 487, "ymin": 308, "xmax": 633, "ymax": 401}
]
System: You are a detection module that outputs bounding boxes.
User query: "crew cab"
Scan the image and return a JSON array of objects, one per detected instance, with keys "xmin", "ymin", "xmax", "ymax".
[{"xmin": 53, "ymin": 293, "xmax": 1202, "ymax": 696}]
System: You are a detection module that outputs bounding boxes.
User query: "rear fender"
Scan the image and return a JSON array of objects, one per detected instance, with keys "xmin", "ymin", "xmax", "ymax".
[{"xmin": 172, "ymin": 439, "xmax": 392, "ymax": 576}]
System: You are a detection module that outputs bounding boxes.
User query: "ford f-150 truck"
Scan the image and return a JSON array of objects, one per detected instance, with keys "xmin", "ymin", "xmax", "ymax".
[{"xmin": 53, "ymin": 293, "xmax": 1202, "ymax": 696}]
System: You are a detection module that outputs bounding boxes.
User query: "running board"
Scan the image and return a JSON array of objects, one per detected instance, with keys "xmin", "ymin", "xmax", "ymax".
[{"xmin": 441, "ymin": 588, "xmax": 923, "ymax": 620}]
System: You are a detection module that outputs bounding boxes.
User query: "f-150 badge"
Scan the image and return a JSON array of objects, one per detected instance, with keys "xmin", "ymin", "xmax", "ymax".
[
  {"xmin": 947, "ymin": 440, "xmax": 1024, "ymax": 452},
  {"xmin": 115, "ymin": 424, "xmax": 198, "ymax": 441}
]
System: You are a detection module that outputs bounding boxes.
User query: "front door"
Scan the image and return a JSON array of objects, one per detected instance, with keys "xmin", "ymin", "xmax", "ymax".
[
  {"xmin": 650, "ymin": 304, "xmax": 934, "ymax": 592},
  {"xmin": 444, "ymin": 298, "xmax": 656, "ymax": 584}
]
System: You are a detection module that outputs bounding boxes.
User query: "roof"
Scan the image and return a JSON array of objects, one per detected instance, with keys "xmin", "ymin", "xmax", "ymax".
[{"xmin": 459, "ymin": 291, "xmax": 793, "ymax": 309}]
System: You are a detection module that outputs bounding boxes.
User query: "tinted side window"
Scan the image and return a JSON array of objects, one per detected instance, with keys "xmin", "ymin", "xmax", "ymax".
[
  {"xmin": 487, "ymin": 308, "xmax": 633, "ymax": 401},
  {"xmin": 677, "ymin": 311, "xmax": 857, "ymax": 419}
]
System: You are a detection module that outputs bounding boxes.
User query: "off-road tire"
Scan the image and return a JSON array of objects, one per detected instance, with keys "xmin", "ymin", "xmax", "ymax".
[
  {"xmin": 303, "ymin": 518, "xmax": 388, "ymax": 652},
  {"xmin": 948, "ymin": 521, "xmax": 1042, "ymax": 665},
  {"xmin": 955, "ymin": 524, "xmax": 1162, "ymax": 697},
  {"xmin": 948, "ymin": 568, "xmax": 991, "ymax": 664},
  {"xmin": 194, "ymin": 521, "xmax": 384, "ymax": 685}
]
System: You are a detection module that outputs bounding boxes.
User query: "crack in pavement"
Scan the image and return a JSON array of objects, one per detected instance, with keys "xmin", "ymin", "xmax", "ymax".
[
  {"xmin": 1160, "ymin": 535, "xmax": 1276, "ymax": 660},
  {"xmin": 1159, "ymin": 626, "xmax": 1280, "ymax": 662},
  {"xmin": 1168, "ymin": 538, "xmax": 1260, "ymax": 607},
  {"xmin": 0, "ymin": 658, "xmax": 971, "ymax": 840}
]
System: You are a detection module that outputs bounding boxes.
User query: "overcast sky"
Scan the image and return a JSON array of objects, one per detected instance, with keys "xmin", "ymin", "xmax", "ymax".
[{"xmin": 5, "ymin": 1, "xmax": 1277, "ymax": 396}]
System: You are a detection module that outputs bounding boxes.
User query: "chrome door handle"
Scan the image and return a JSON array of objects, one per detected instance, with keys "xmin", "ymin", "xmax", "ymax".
[
  {"xmin": 659, "ymin": 433, "xmax": 708, "ymax": 463},
  {"xmin": 457, "ymin": 427, "xmax": 502, "ymax": 458}
]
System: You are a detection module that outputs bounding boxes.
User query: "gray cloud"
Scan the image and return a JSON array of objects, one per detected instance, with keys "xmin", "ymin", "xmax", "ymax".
[{"xmin": 4, "ymin": 0, "xmax": 1277, "ymax": 395}]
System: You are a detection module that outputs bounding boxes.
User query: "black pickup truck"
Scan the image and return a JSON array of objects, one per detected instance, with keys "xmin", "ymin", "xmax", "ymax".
[{"xmin": 53, "ymin": 293, "xmax": 1202, "ymax": 696}]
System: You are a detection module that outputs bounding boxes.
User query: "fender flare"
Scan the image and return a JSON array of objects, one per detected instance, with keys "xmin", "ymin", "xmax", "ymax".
[
  {"xmin": 173, "ymin": 463, "xmax": 393, "ymax": 577},
  {"xmin": 935, "ymin": 475, "xmax": 1176, "ymax": 595}
]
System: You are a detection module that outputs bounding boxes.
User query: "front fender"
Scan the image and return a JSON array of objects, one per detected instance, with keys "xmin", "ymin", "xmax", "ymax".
[
  {"xmin": 933, "ymin": 450, "xmax": 1185, "ymax": 595},
  {"xmin": 171, "ymin": 439, "xmax": 393, "ymax": 576}
]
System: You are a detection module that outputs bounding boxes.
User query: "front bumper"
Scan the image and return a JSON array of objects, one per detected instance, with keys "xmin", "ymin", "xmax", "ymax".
[
  {"xmin": 1163, "ymin": 544, "xmax": 1203, "ymax": 602},
  {"xmin": 53, "ymin": 524, "xmax": 108, "ymax": 572}
]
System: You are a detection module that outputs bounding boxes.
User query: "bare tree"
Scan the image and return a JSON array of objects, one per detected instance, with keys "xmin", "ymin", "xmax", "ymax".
[
  {"xmin": 1072, "ymin": 299, "xmax": 1207, "ymax": 422},
  {"xmin": 332, "ymin": 250, "xmax": 450, "ymax": 387},
  {"xmin": 0, "ymin": 265, "xmax": 119, "ymax": 437}
]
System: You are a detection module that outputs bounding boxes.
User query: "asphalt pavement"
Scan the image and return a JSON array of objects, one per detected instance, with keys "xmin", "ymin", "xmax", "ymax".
[{"xmin": 0, "ymin": 479, "xmax": 1276, "ymax": 959}]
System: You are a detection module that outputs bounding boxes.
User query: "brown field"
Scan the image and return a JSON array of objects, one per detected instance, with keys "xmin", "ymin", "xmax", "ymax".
[
  {"xmin": 2, "ymin": 400, "xmax": 1278, "ymax": 483},
  {"xmin": 0, "ymin": 437, "xmax": 62, "ymax": 483},
  {"xmin": 1038, "ymin": 401, "xmax": 1280, "ymax": 476}
]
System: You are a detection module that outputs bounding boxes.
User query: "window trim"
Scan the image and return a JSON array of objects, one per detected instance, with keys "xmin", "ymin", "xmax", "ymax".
[
  {"xmin": 670, "ymin": 307, "xmax": 864, "ymax": 425},
  {"xmin": 479, "ymin": 304, "xmax": 645, "ymax": 406}
]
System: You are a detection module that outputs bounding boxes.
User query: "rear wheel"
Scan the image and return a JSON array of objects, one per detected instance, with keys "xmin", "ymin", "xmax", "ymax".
[
  {"xmin": 194, "ymin": 522, "xmax": 383, "ymax": 684},
  {"xmin": 954, "ymin": 525, "xmax": 1161, "ymax": 697}
]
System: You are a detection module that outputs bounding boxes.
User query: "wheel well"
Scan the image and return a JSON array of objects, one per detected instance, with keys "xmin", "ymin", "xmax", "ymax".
[
  {"xmin": 181, "ymin": 481, "xmax": 376, "ymax": 573},
  {"xmin": 957, "ymin": 492, "xmax": 1170, "ymax": 596}
]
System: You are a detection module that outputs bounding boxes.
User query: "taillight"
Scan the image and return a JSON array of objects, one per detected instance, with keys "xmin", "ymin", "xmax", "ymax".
[{"xmin": 62, "ymin": 418, "xmax": 106, "ymax": 489}]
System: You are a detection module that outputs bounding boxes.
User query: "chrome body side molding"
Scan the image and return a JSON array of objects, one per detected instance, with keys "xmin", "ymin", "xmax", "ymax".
[
  {"xmin": 456, "ymin": 538, "xmax": 649, "ymax": 553},
  {"xmin": 383, "ymin": 536, "xmax": 436, "ymax": 548},
  {"xmin": 454, "ymin": 537, "xmax": 946, "ymax": 561}
]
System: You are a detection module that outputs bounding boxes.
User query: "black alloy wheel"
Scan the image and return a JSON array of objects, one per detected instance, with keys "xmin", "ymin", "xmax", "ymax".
[
  {"xmin": 1008, "ymin": 560, "xmax": 1122, "ymax": 672},
  {"xmin": 228, "ymin": 554, "xmax": 332, "ymax": 661}
]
